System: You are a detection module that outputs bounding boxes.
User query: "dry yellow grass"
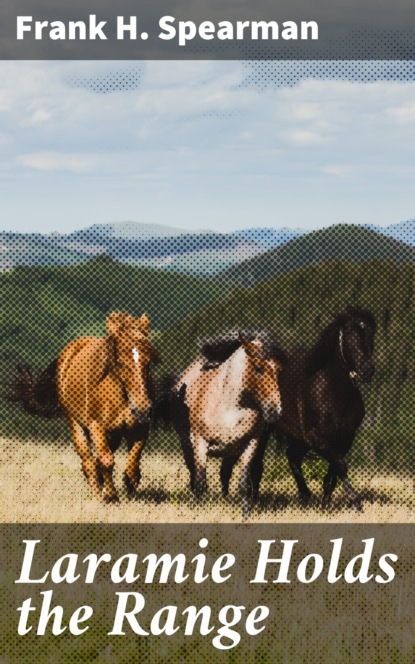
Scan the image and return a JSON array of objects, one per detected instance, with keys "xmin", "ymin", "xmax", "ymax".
[{"xmin": 0, "ymin": 437, "xmax": 413, "ymax": 523}]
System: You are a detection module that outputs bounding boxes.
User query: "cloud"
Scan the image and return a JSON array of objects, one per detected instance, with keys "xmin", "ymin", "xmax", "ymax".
[
  {"xmin": 322, "ymin": 164, "xmax": 355, "ymax": 177},
  {"xmin": 387, "ymin": 102, "xmax": 415, "ymax": 124},
  {"xmin": 19, "ymin": 152, "xmax": 98, "ymax": 173},
  {"xmin": 0, "ymin": 61, "xmax": 415, "ymax": 232},
  {"xmin": 284, "ymin": 130, "xmax": 326, "ymax": 146}
]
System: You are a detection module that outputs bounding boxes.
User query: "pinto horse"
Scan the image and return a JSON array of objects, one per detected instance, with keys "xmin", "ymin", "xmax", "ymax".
[
  {"xmin": 161, "ymin": 330, "xmax": 285, "ymax": 517},
  {"xmin": 250, "ymin": 307, "xmax": 376, "ymax": 510},
  {"xmin": 9, "ymin": 311, "xmax": 160, "ymax": 502}
]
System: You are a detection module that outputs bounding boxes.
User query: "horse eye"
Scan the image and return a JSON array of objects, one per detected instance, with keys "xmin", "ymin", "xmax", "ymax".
[{"xmin": 253, "ymin": 365, "xmax": 264, "ymax": 375}]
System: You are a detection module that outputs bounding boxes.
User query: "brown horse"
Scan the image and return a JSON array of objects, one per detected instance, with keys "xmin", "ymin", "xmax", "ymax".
[
  {"xmin": 9, "ymin": 311, "xmax": 160, "ymax": 502},
  {"xmin": 158, "ymin": 330, "xmax": 285, "ymax": 517}
]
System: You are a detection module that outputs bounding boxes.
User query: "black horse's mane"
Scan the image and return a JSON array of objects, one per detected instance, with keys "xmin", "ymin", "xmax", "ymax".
[
  {"xmin": 306, "ymin": 307, "xmax": 376, "ymax": 375},
  {"xmin": 200, "ymin": 328, "xmax": 286, "ymax": 365}
]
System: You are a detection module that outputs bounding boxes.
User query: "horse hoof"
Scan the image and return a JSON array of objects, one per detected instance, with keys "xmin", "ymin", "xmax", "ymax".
[
  {"xmin": 299, "ymin": 491, "xmax": 312, "ymax": 506},
  {"xmin": 103, "ymin": 493, "xmax": 119, "ymax": 504},
  {"xmin": 354, "ymin": 500, "xmax": 363, "ymax": 512},
  {"xmin": 321, "ymin": 498, "xmax": 331, "ymax": 510},
  {"xmin": 242, "ymin": 502, "xmax": 252, "ymax": 519},
  {"xmin": 123, "ymin": 473, "xmax": 139, "ymax": 497},
  {"xmin": 193, "ymin": 485, "xmax": 208, "ymax": 500},
  {"xmin": 89, "ymin": 486, "xmax": 104, "ymax": 501}
]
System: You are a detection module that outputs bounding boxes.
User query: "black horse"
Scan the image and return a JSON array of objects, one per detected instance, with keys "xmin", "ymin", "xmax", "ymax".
[{"xmin": 220, "ymin": 307, "xmax": 376, "ymax": 510}]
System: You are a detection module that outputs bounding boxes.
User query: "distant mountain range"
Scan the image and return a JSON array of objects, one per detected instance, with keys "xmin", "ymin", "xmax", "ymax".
[
  {"xmin": 0, "ymin": 219, "xmax": 414, "ymax": 277},
  {"xmin": 369, "ymin": 220, "xmax": 415, "ymax": 246},
  {"xmin": 0, "ymin": 223, "xmax": 303, "ymax": 276},
  {"xmin": 220, "ymin": 224, "xmax": 415, "ymax": 286}
]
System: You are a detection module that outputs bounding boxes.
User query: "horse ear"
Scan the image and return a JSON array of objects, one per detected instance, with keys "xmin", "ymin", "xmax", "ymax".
[
  {"xmin": 107, "ymin": 311, "xmax": 126, "ymax": 336},
  {"xmin": 138, "ymin": 313, "xmax": 150, "ymax": 336},
  {"xmin": 238, "ymin": 332, "xmax": 259, "ymax": 358}
]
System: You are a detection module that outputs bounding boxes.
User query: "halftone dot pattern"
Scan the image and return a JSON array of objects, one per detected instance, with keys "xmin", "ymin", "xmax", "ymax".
[
  {"xmin": 2, "ymin": 524, "xmax": 413, "ymax": 663},
  {"xmin": 171, "ymin": 31, "xmax": 415, "ymax": 62},
  {"xmin": 0, "ymin": 61, "xmax": 414, "ymax": 524},
  {"xmin": 65, "ymin": 65, "xmax": 144, "ymax": 93},
  {"xmin": 239, "ymin": 60, "xmax": 415, "ymax": 89},
  {"xmin": 1, "ymin": 221, "xmax": 414, "ymax": 523},
  {"xmin": 1, "ymin": 61, "xmax": 414, "ymax": 664}
]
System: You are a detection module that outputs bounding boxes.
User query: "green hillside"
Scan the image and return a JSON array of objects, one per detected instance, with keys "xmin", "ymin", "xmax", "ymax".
[
  {"xmin": 0, "ymin": 256, "xmax": 232, "ymax": 440},
  {"xmin": 3, "ymin": 254, "xmax": 415, "ymax": 474},
  {"xmin": 158, "ymin": 258, "xmax": 415, "ymax": 472},
  {"xmin": 0, "ymin": 255, "xmax": 232, "ymax": 364},
  {"xmin": 220, "ymin": 224, "xmax": 415, "ymax": 286}
]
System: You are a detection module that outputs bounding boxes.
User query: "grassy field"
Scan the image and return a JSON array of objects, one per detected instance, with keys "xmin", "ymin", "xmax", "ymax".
[
  {"xmin": 0, "ymin": 437, "xmax": 413, "ymax": 523},
  {"xmin": 1, "ymin": 436, "xmax": 413, "ymax": 664}
]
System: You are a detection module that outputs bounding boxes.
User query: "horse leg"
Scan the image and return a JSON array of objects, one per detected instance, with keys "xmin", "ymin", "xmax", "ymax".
[
  {"xmin": 239, "ymin": 438, "xmax": 260, "ymax": 519},
  {"xmin": 69, "ymin": 419, "xmax": 102, "ymax": 500},
  {"xmin": 180, "ymin": 435, "xmax": 196, "ymax": 491},
  {"xmin": 286, "ymin": 440, "xmax": 311, "ymax": 504},
  {"xmin": 96, "ymin": 428, "xmax": 123, "ymax": 491},
  {"xmin": 342, "ymin": 474, "xmax": 362, "ymax": 511},
  {"xmin": 124, "ymin": 441, "xmax": 145, "ymax": 496},
  {"xmin": 321, "ymin": 452, "xmax": 362, "ymax": 511},
  {"xmin": 220, "ymin": 455, "xmax": 239, "ymax": 497},
  {"xmin": 191, "ymin": 433, "xmax": 209, "ymax": 498},
  {"xmin": 322, "ymin": 465, "xmax": 338, "ymax": 509},
  {"xmin": 250, "ymin": 426, "xmax": 272, "ymax": 502},
  {"xmin": 172, "ymin": 385, "xmax": 197, "ymax": 492},
  {"xmin": 88, "ymin": 421, "xmax": 118, "ymax": 503},
  {"xmin": 123, "ymin": 425, "xmax": 149, "ymax": 497}
]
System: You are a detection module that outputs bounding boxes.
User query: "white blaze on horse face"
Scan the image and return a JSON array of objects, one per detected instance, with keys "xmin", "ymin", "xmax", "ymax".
[
  {"xmin": 339, "ymin": 329, "xmax": 344, "ymax": 360},
  {"xmin": 132, "ymin": 347, "xmax": 140, "ymax": 365}
]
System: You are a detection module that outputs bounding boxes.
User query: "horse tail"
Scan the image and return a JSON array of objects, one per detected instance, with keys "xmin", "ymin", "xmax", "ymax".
[
  {"xmin": 153, "ymin": 373, "xmax": 179, "ymax": 430},
  {"xmin": 6, "ymin": 359, "xmax": 63, "ymax": 419}
]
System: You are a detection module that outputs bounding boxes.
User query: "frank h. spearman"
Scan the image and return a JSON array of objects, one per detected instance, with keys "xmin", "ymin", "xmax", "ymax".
[{"xmin": 16, "ymin": 15, "xmax": 319, "ymax": 45}]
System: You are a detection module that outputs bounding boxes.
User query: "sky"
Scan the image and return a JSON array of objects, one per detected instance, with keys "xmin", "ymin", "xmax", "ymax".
[{"xmin": 0, "ymin": 60, "xmax": 415, "ymax": 234}]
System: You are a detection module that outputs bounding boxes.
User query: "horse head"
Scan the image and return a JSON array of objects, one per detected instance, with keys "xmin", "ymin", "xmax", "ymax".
[
  {"xmin": 239, "ymin": 331, "xmax": 285, "ymax": 423},
  {"xmin": 106, "ymin": 311, "xmax": 161, "ymax": 423},
  {"xmin": 336, "ymin": 307, "xmax": 376, "ymax": 383}
]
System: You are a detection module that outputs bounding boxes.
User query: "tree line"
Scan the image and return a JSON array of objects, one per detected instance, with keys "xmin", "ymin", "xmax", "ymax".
[{"xmin": 1, "ymin": 256, "xmax": 414, "ymax": 472}]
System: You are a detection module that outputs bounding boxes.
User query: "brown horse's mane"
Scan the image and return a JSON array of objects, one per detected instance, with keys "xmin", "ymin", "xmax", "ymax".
[
  {"xmin": 98, "ymin": 336, "xmax": 118, "ymax": 382},
  {"xmin": 306, "ymin": 307, "xmax": 376, "ymax": 375},
  {"xmin": 200, "ymin": 329, "xmax": 286, "ymax": 366}
]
